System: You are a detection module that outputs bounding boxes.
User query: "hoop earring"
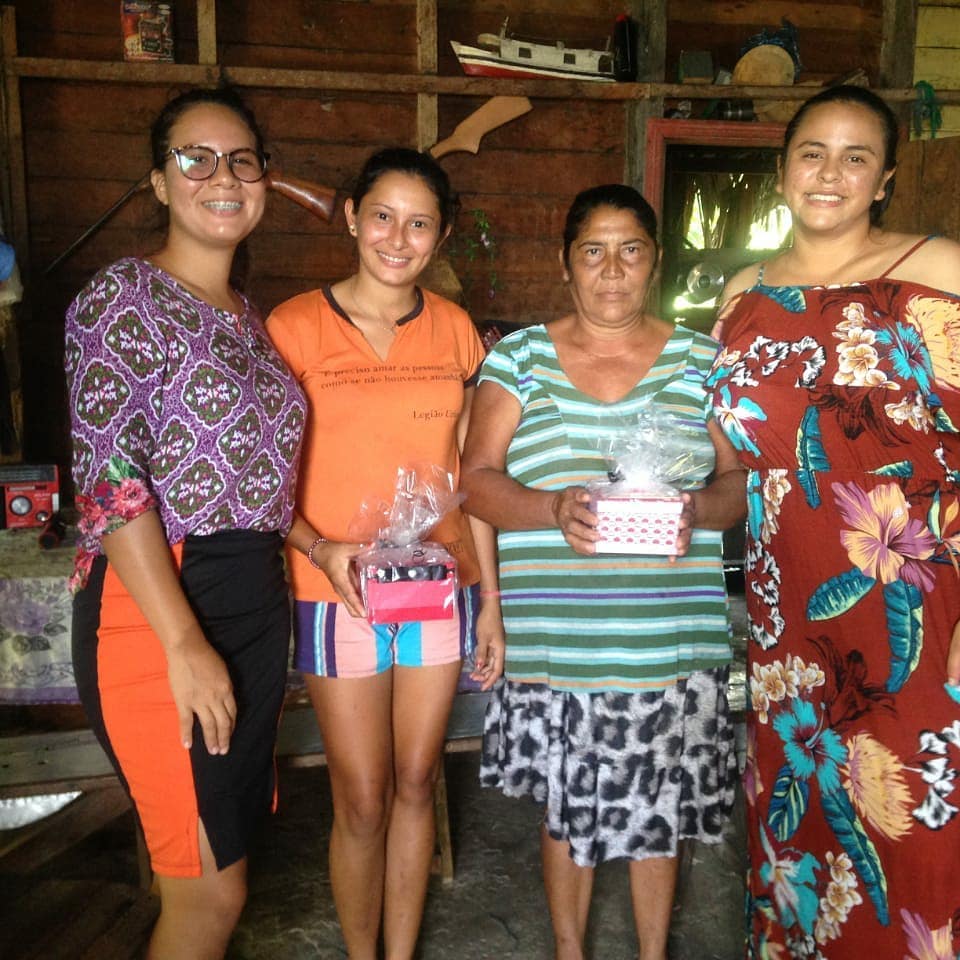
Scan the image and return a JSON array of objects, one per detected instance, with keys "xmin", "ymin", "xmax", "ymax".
[{"xmin": 348, "ymin": 224, "xmax": 357, "ymax": 236}]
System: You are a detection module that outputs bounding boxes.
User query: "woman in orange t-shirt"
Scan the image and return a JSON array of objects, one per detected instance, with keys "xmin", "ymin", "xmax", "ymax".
[{"xmin": 267, "ymin": 147, "xmax": 503, "ymax": 960}]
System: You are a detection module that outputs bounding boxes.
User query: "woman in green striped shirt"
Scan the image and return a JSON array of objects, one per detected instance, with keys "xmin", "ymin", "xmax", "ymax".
[{"xmin": 461, "ymin": 184, "xmax": 747, "ymax": 960}]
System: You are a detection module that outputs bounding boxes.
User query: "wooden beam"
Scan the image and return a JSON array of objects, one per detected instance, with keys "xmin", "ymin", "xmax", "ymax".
[
  {"xmin": 0, "ymin": 6, "xmax": 28, "ymax": 262},
  {"xmin": 670, "ymin": 1, "xmax": 880, "ymax": 31},
  {"xmin": 0, "ymin": 692, "xmax": 492, "ymax": 794},
  {"xmin": 880, "ymin": 0, "xmax": 917, "ymax": 88},
  {"xmin": 625, "ymin": 0, "xmax": 667, "ymax": 194},
  {"xmin": 13, "ymin": 57, "xmax": 220, "ymax": 86},
  {"xmin": 416, "ymin": 94, "xmax": 438, "ymax": 151},
  {"xmin": 416, "ymin": 0, "xmax": 438, "ymax": 152},
  {"xmin": 0, "ymin": 879, "xmax": 157, "ymax": 959},
  {"xmin": 0, "ymin": 5, "xmax": 26, "ymax": 461},
  {"xmin": 0, "ymin": 784, "xmax": 130, "ymax": 872},
  {"xmin": 196, "ymin": 0, "xmax": 217, "ymax": 66},
  {"xmin": 0, "ymin": 728, "xmax": 115, "ymax": 796},
  {"xmin": 10, "ymin": 57, "xmax": 957, "ymax": 104}
]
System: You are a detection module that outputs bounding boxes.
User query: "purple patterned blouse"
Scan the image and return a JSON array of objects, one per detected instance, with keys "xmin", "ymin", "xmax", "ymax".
[{"xmin": 65, "ymin": 257, "xmax": 306, "ymax": 589}]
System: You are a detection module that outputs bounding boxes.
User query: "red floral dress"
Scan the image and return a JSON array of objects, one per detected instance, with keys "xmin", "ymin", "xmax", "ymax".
[{"xmin": 708, "ymin": 255, "xmax": 960, "ymax": 959}]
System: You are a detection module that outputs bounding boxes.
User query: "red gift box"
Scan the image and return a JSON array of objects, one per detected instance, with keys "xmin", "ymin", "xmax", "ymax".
[
  {"xmin": 591, "ymin": 490, "xmax": 684, "ymax": 555},
  {"xmin": 355, "ymin": 543, "xmax": 457, "ymax": 624},
  {"xmin": 364, "ymin": 576, "xmax": 456, "ymax": 624}
]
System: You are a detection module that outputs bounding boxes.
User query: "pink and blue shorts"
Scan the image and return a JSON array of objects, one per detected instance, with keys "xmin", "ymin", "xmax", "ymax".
[{"xmin": 293, "ymin": 585, "xmax": 478, "ymax": 678}]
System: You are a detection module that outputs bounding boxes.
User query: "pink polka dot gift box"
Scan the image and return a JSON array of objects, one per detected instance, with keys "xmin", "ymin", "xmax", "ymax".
[{"xmin": 589, "ymin": 487, "xmax": 684, "ymax": 555}]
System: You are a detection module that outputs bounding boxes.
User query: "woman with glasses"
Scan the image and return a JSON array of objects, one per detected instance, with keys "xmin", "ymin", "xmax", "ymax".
[
  {"xmin": 64, "ymin": 86, "xmax": 305, "ymax": 959},
  {"xmin": 267, "ymin": 147, "xmax": 504, "ymax": 960}
]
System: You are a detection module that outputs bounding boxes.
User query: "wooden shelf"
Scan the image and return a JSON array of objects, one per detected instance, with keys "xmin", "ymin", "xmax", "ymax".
[{"xmin": 8, "ymin": 53, "xmax": 960, "ymax": 103}]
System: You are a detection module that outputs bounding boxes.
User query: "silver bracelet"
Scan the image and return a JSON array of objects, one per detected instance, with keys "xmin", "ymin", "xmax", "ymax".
[{"xmin": 306, "ymin": 534, "xmax": 327, "ymax": 570}]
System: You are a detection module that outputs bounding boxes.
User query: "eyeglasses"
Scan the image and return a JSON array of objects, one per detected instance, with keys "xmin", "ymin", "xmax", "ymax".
[{"xmin": 166, "ymin": 145, "xmax": 270, "ymax": 183}]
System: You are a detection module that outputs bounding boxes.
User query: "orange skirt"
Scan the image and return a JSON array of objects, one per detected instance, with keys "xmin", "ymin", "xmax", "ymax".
[{"xmin": 72, "ymin": 530, "xmax": 289, "ymax": 878}]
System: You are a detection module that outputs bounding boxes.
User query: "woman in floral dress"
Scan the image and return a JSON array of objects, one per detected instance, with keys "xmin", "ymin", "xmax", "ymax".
[{"xmin": 708, "ymin": 85, "xmax": 960, "ymax": 958}]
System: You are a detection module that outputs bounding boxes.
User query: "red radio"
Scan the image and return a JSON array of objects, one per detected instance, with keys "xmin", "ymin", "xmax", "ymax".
[{"xmin": 0, "ymin": 464, "xmax": 60, "ymax": 529}]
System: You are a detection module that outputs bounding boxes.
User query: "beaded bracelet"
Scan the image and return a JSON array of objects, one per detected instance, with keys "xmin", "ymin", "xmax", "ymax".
[{"xmin": 306, "ymin": 535, "xmax": 327, "ymax": 570}]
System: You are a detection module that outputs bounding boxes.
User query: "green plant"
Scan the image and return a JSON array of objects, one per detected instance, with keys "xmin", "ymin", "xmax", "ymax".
[{"xmin": 451, "ymin": 208, "xmax": 499, "ymax": 301}]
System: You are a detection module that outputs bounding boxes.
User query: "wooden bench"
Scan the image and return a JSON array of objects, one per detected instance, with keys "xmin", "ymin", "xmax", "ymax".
[{"xmin": 0, "ymin": 689, "xmax": 491, "ymax": 887}]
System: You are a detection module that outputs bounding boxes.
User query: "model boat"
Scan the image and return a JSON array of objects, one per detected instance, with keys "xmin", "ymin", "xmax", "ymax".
[{"xmin": 451, "ymin": 19, "xmax": 614, "ymax": 83}]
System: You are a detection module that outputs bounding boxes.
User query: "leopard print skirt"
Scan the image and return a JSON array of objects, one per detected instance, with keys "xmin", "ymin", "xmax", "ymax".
[{"xmin": 479, "ymin": 667, "xmax": 736, "ymax": 867}]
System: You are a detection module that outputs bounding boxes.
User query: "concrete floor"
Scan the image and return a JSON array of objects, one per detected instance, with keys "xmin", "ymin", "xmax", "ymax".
[
  {"xmin": 224, "ymin": 752, "xmax": 747, "ymax": 960},
  {"xmin": 3, "ymin": 592, "xmax": 750, "ymax": 959},
  {"xmin": 226, "ymin": 590, "xmax": 749, "ymax": 959},
  {"xmin": 1, "ymin": 731, "xmax": 747, "ymax": 960}
]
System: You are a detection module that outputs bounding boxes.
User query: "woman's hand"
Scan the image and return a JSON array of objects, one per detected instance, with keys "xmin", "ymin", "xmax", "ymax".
[
  {"xmin": 552, "ymin": 486, "xmax": 599, "ymax": 555},
  {"xmin": 670, "ymin": 490, "xmax": 697, "ymax": 561},
  {"xmin": 100, "ymin": 510, "xmax": 239, "ymax": 755},
  {"xmin": 471, "ymin": 599, "xmax": 506, "ymax": 690},
  {"xmin": 311, "ymin": 540, "xmax": 366, "ymax": 617},
  {"xmin": 166, "ymin": 633, "xmax": 236, "ymax": 754}
]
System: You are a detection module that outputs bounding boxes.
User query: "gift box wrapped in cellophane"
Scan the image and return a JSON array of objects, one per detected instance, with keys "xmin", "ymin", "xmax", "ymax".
[
  {"xmin": 355, "ymin": 541, "xmax": 457, "ymax": 624},
  {"xmin": 351, "ymin": 465, "xmax": 463, "ymax": 624},
  {"xmin": 587, "ymin": 406, "xmax": 714, "ymax": 555}
]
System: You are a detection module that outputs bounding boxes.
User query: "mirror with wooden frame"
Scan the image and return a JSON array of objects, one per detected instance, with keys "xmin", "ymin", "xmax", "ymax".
[{"xmin": 644, "ymin": 119, "xmax": 788, "ymax": 334}]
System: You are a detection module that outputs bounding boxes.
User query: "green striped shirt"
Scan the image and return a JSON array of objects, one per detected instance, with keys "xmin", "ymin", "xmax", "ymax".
[{"xmin": 482, "ymin": 323, "xmax": 731, "ymax": 693}]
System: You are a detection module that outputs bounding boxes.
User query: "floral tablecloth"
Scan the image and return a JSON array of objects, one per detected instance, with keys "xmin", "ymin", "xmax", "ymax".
[{"xmin": 0, "ymin": 528, "xmax": 77, "ymax": 703}]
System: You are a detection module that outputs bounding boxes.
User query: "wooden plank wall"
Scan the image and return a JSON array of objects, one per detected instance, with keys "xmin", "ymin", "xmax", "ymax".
[
  {"xmin": 914, "ymin": 0, "xmax": 960, "ymax": 137},
  {"xmin": 7, "ymin": 0, "xmax": 885, "ymax": 468},
  {"xmin": 12, "ymin": 0, "xmax": 628, "ymax": 467},
  {"xmin": 665, "ymin": 0, "xmax": 884, "ymax": 86}
]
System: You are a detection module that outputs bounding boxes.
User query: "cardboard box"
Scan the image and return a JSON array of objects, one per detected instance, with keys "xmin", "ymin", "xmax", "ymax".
[
  {"xmin": 591, "ymin": 491, "xmax": 684, "ymax": 555},
  {"xmin": 121, "ymin": 2, "xmax": 174, "ymax": 62},
  {"xmin": 678, "ymin": 50, "xmax": 713, "ymax": 83}
]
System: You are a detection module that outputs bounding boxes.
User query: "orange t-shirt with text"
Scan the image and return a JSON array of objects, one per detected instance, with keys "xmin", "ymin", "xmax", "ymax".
[{"xmin": 267, "ymin": 285, "xmax": 484, "ymax": 603}]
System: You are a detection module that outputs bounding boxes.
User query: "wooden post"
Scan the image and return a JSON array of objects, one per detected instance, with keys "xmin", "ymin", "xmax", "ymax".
[
  {"xmin": 0, "ymin": 5, "xmax": 25, "ymax": 460},
  {"xmin": 415, "ymin": 0, "xmax": 438, "ymax": 152},
  {"xmin": 432, "ymin": 758, "xmax": 454, "ymax": 884},
  {"xmin": 880, "ymin": 0, "xmax": 917, "ymax": 89},
  {"xmin": 624, "ymin": 0, "xmax": 667, "ymax": 196},
  {"xmin": 0, "ymin": 5, "xmax": 27, "ymax": 262},
  {"xmin": 196, "ymin": 0, "xmax": 218, "ymax": 66},
  {"xmin": 880, "ymin": 0, "xmax": 917, "ymax": 132}
]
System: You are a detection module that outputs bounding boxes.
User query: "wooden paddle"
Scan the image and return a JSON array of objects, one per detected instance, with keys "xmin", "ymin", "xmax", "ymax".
[
  {"xmin": 267, "ymin": 97, "xmax": 531, "ymax": 218},
  {"xmin": 429, "ymin": 96, "xmax": 532, "ymax": 159},
  {"xmin": 421, "ymin": 97, "xmax": 533, "ymax": 301}
]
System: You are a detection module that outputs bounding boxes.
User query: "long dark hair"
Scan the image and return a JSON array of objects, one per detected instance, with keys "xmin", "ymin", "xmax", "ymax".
[
  {"xmin": 351, "ymin": 147, "xmax": 460, "ymax": 234},
  {"xmin": 562, "ymin": 184, "xmax": 658, "ymax": 269},
  {"xmin": 783, "ymin": 85, "xmax": 899, "ymax": 226}
]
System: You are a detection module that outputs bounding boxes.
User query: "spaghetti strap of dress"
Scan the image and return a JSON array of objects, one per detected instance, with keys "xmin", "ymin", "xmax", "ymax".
[{"xmin": 879, "ymin": 235, "xmax": 935, "ymax": 277}]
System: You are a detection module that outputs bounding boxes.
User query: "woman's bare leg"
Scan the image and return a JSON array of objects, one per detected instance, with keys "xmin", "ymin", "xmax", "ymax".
[
  {"xmin": 382, "ymin": 660, "xmax": 462, "ymax": 960},
  {"xmin": 307, "ymin": 670, "xmax": 394, "ymax": 960},
  {"xmin": 148, "ymin": 820, "xmax": 247, "ymax": 960},
  {"xmin": 628, "ymin": 855, "xmax": 678, "ymax": 960},
  {"xmin": 541, "ymin": 827, "xmax": 594, "ymax": 960}
]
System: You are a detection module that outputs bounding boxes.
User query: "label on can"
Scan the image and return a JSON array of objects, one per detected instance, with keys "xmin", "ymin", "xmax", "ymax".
[{"xmin": 121, "ymin": 2, "xmax": 174, "ymax": 62}]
